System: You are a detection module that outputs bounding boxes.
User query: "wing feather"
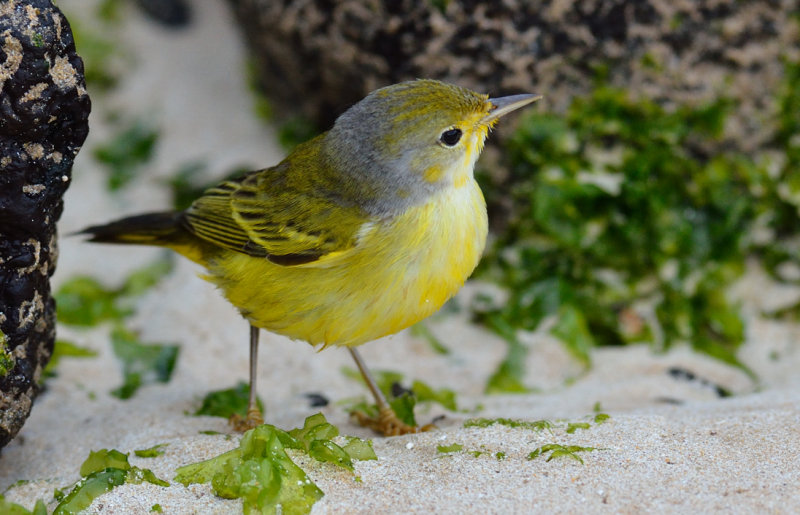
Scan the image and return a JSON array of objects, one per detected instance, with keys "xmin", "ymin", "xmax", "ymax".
[{"xmin": 182, "ymin": 164, "xmax": 367, "ymax": 265}]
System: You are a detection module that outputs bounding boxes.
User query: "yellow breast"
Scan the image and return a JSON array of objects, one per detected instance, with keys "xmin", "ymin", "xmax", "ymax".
[{"xmin": 209, "ymin": 179, "xmax": 488, "ymax": 348}]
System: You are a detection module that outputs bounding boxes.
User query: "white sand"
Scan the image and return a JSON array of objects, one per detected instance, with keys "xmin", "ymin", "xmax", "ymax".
[{"xmin": 2, "ymin": 1, "xmax": 799, "ymax": 513}]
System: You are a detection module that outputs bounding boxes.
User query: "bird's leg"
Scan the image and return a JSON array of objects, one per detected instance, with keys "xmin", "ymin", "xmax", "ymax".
[
  {"xmin": 348, "ymin": 347, "xmax": 434, "ymax": 436},
  {"xmin": 231, "ymin": 324, "xmax": 264, "ymax": 431}
]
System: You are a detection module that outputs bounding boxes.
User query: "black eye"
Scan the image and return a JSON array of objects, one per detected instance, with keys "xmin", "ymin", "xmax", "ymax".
[{"xmin": 439, "ymin": 128, "xmax": 462, "ymax": 146}]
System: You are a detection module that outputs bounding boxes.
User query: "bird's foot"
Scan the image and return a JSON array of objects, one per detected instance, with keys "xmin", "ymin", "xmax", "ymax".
[
  {"xmin": 351, "ymin": 405, "xmax": 436, "ymax": 437},
  {"xmin": 229, "ymin": 407, "xmax": 264, "ymax": 432}
]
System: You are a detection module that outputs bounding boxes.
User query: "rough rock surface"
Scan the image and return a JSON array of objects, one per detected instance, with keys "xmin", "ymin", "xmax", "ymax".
[
  {"xmin": 0, "ymin": 0, "xmax": 90, "ymax": 449},
  {"xmin": 229, "ymin": 0, "xmax": 799, "ymax": 151}
]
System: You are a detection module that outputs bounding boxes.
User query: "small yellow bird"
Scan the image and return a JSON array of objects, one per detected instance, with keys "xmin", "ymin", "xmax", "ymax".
[{"xmin": 82, "ymin": 80, "xmax": 540, "ymax": 435}]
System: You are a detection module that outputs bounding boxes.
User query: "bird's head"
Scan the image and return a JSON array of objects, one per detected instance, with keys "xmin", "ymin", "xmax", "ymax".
[{"xmin": 323, "ymin": 79, "xmax": 540, "ymax": 215}]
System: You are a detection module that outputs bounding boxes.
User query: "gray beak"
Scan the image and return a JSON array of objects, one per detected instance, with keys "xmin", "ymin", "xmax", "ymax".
[{"xmin": 482, "ymin": 93, "xmax": 542, "ymax": 123}]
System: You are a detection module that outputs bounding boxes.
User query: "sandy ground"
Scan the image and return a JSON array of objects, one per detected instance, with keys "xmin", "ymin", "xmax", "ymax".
[{"xmin": 2, "ymin": 1, "xmax": 800, "ymax": 513}]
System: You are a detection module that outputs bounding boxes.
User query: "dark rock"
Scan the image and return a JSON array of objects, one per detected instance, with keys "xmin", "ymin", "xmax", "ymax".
[
  {"xmin": 228, "ymin": 0, "xmax": 798, "ymax": 151},
  {"xmin": 0, "ymin": 0, "xmax": 90, "ymax": 449}
]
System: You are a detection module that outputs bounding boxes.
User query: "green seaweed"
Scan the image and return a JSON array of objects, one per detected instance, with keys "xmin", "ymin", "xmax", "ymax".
[
  {"xmin": 340, "ymin": 436, "xmax": 377, "ymax": 461},
  {"xmin": 527, "ymin": 444, "xmax": 598, "ymax": 464},
  {"xmin": 109, "ymin": 326, "xmax": 179, "ymax": 399},
  {"xmin": 55, "ymin": 258, "xmax": 173, "ymax": 327},
  {"xmin": 410, "ymin": 322, "xmax": 451, "ymax": 355},
  {"xmin": 194, "ymin": 382, "xmax": 264, "ymax": 419},
  {"xmin": 0, "ymin": 331, "xmax": 13, "ymax": 378},
  {"xmin": 54, "ymin": 449, "xmax": 168, "ymax": 514},
  {"xmin": 176, "ymin": 414, "xmax": 374, "ymax": 514},
  {"xmin": 594, "ymin": 413, "xmax": 610, "ymax": 424},
  {"xmin": 436, "ymin": 443, "xmax": 463, "ymax": 454},
  {"xmin": 134, "ymin": 444, "xmax": 168, "ymax": 458},
  {"xmin": 165, "ymin": 163, "xmax": 250, "ymax": 211},
  {"xmin": 475, "ymin": 76, "xmax": 800, "ymax": 382},
  {"xmin": 0, "ymin": 496, "xmax": 46, "ymax": 515},
  {"xmin": 42, "ymin": 339, "xmax": 98, "ymax": 380},
  {"xmin": 94, "ymin": 119, "xmax": 160, "ymax": 191},
  {"xmin": 342, "ymin": 368, "xmax": 460, "ymax": 425},
  {"xmin": 150, "ymin": 505, "xmax": 163, "ymax": 513},
  {"xmin": 463, "ymin": 417, "xmax": 554, "ymax": 433},
  {"xmin": 55, "ymin": 277, "xmax": 128, "ymax": 326},
  {"xmin": 278, "ymin": 116, "xmax": 318, "ymax": 151},
  {"xmin": 565, "ymin": 422, "xmax": 591, "ymax": 434}
]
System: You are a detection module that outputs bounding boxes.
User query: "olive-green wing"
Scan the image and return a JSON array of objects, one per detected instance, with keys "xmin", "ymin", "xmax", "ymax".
[{"xmin": 183, "ymin": 167, "xmax": 367, "ymax": 266}]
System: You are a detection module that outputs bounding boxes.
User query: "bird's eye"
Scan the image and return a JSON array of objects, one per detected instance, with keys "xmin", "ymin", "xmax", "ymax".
[{"xmin": 439, "ymin": 128, "xmax": 462, "ymax": 147}]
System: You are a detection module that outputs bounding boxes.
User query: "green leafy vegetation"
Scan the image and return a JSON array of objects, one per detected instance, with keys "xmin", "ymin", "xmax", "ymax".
[
  {"xmin": 55, "ymin": 259, "xmax": 179, "ymax": 398},
  {"xmin": 475, "ymin": 67, "xmax": 800, "ymax": 388},
  {"xmin": 463, "ymin": 417, "xmax": 554, "ymax": 433},
  {"xmin": 165, "ymin": 163, "xmax": 251, "ymax": 211},
  {"xmin": 42, "ymin": 340, "xmax": 98, "ymax": 380},
  {"xmin": 54, "ymin": 449, "xmax": 168, "ymax": 514},
  {"xmin": 175, "ymin": 413, "xmax": 375, "ymax": 514},
  {"xmin": 527, "ymin": 444, "xmax": 598, "ymax": 464},
  {"xmin": 0, "ymin": 496, "xmax": 46, "ymax": 515},
  {"xmin": 150, "ymin": 504, "xmax": 163, "ymax": 513},
  {"xmin": 436, "ymin": 443, "xmax": 463, "ymax": 454},
  {"xmin": 56, "ymin": 258, "xmax": 173, "ymax": 327},
  {"xmin": 67, "ymin": 18, "xmax": 122, "ymax": 90},
  {"xmin": 134, "ymin": 444, "xmax": 168, "ymax": 458},
  {"xmin": 278, "ymin": 116, "xmax": 318, "ymax": 151},
  {"xmin": 109, "ymin": 326, "xmax": 179, "ymax": 399},
  {"xmin": 0, "ymin": 330, "xmax": 13, "ymax": 378},
  {"xmin": 410, "ymin": 322, "xmax": 451, "ymax": 355},
  {"xmin": 566, "ymin": 422, "xmax": 591, "ymax": 434},
  {"xmin": 194, "ymin": 382, "xmax": 264, "ymax": 419},
  {"xmin": 343, "ymin": 368, "xmax": 460, "ymax": 426},
  {"xmin": 594, "ymin": 413, "xmax": 610, "ymax": 424},
  {"xmin": 94, "ymin": 119, "xmax": 160, "ymax": 191}
]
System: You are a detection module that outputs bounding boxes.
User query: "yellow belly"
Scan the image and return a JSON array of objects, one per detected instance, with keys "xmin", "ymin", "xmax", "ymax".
[{"xmin": 205, "ymin": 180, "xmax": 488, "ymax": 347}]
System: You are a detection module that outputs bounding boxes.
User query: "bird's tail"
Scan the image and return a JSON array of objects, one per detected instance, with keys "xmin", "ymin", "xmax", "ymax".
[{"xmin": 79, "ymin": 212, "xmax": 203, "ymax": 261}]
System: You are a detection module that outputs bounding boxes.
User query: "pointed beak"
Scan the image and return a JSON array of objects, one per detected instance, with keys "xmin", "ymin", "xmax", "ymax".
[{"xmin": 482, "ymin": 93, "xmax": 542, "ymax": 124}]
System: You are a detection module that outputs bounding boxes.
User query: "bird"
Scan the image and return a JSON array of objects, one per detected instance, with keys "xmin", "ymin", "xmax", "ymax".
[{"xmin": 81, "ymin": 79, "xmax": 540, "ymax": 436}]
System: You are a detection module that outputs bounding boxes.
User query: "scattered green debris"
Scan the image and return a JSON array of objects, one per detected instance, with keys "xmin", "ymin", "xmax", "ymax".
[
  {"xmin": 246, "ymin": 59, "xmax": 274, "ymax": 123},
  {"xmin": 119, "ymin": 259, "xmax": 174, "ymax": 297},
  {"xmin": 278, "ymin": 116, "xmax": 318, "ymax": 151},
  {"xmin": 340, "ymin": 436, "xmax": 378, "ymax": 462},
  {"xmin": 134, "ymin": 444, "xmax": 168, "ymax": 458},
  {"xmin": 150, "ymin": 504, "xmax": 163, "ymax": 513},
  {"xmin": 94, "ymin": 119, "xmax": 160, "ymax": 191},
  {"xmin": 42, "ymin": 340, "xmax": 98, "ymax": 380},
  {"xmin": 55, "ymin": 277, "xmax": 128, "ymax": 327},
  {"xmin": 410, "ymin": 322, "xmax": 451, "ymax": 355},
  {"xmin": 594, "ymin": 413, "xmax": 610, "ymax": 424},
  {"xmin": 437, "ymin": 443, "xmax": 463, "ymax": 454},
  {"xmin": 175, "ymin": 413, "xmax": 375, "ymax": 514},
  {"xmin": 0, "ymin": 330, "xmax": 13, "ymax": 378},
  {"xmin": 194, "ymin": 382, "xmax": 264, "ymax": 419},
  {"xmin": 165, "ymin": 163, "xmax": 251, "ymax": 211},
  {"xmin": 481, "ymin": 314, "xmax": 530, "ymax": 394},
  {"xmin": 343, "ymin": 368, "xmax": 460, "ymax": 426},
  {"xmin": 527, "ymin": 444, "xmax": 598, "ymax": 464},
  {"xmin": 495, "ymin": 451, "xmax": 507, "ymax": 461},
  {"xmin": 0, "ymin": 496, "xmax": 46, "ymax": 515},
  {"xmin": 96, "ymin": 0, "xmax": 122, "ymax": 23},
  {"xmin": 566, "ymin": 422, "xmax": 592, "ymax": 434},
  {"xmin": 54, "ymin": 449, "xmax": 168, "ymax": 514},
  {"xmin": 475, "ymin": 70, "xmax": 800, "ymax": 381},
  {"xmin": 55, "ymin": 258, "xmax": 173, "ymax": 327},
  {"xmin": 66, "ymin": 17, "xmax": 123, "ymax": 90},
  {"xmin": 463, "ymin": 417, "xmax": 554, "ymax": 433},
  {"xmin": 109, "ymin": 325, "xmax": 179, "ymax": 400}
]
